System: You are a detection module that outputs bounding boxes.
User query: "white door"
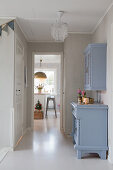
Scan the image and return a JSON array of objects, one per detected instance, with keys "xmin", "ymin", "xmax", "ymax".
[{"xmin": 14, "ymin": 37, "xmax": 24, "ymax": 146}]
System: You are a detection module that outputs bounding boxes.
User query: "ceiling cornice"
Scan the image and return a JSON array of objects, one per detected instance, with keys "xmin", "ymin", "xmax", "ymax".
[
  {"xmin": 16, "ymin": 18, "xmax": 29, "ymax": 42},
  {"xmin": 28, "ymin": 40, "xmax": 64, "ymax": 43},
  {"xmin": 91, "ymin": 1, "xmax": 113, "ymax": 34},
  {"xmin": 1, "ymin": 1, "xmax": 113, "ymax": 41},
  {"xmin": 0, "ymin": 16, "xmax": 16, "ymax": 19},
  {"xmin": 68, "ymin": 31, "xmax": 92, "ymax": 34}
]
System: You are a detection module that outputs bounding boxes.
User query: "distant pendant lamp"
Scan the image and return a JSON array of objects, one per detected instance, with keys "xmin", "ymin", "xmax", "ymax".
[
  {"xmin": 34, "ymin": 59, "xmax": 47, "ymax": 80},
  {"xmin": 34, "ymin": 72, "xmax": 47, "ymax": 79}
]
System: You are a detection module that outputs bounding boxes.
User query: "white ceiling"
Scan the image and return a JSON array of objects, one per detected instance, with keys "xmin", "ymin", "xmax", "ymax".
[
  {"xmin": 35, "ymin": 55, "xmax": 61, "ymax": 63},
  {"xmin": 0, "ymin": 0, "xmax": 113, "ymax": 41}
]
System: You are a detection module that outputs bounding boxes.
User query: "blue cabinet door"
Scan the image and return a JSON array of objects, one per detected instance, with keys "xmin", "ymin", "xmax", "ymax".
[{"xmin": 84, "ymin": 43, "xmax": 107, "ymax": 90}]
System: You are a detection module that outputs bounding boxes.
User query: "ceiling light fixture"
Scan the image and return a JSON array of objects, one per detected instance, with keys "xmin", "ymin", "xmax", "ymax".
[
  {"xmin": 34, "ymin": 59, "xmax": 47, "ymax": 80},
  {"xmin": 51, "ymin": 11, "xmax": 68, "ymax": 42},
  {"xmin": 34, "ymin": 72, "xmax": 47, "ymax": 79}
]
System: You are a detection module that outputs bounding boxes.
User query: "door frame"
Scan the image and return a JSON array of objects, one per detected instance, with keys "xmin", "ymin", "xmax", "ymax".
[
  {"xmin": 31, "ymin": 52, "xmax": 64, "ymax": 131},
  {"xmin": 108, "ymin": 23, "xmax": 113, "ymax": 164}
]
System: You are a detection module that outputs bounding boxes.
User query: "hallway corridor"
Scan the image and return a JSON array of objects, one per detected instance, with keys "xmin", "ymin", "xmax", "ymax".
[{"xmin": 0, "ymin": 112, "xmax": 113, "ymax": 170}]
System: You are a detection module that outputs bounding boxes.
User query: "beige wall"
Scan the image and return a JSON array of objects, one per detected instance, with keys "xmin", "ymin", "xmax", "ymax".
[
  {"xmin": 27, "ymin": 42, "xmax": 63, "ymax": 127},
  {"xmin": 92, "ymin": 5, "xmax": 113, "ymax": 163},
  {"xmin": 64, "ymin": 34, "xmax": 91, "ymax": 134}
]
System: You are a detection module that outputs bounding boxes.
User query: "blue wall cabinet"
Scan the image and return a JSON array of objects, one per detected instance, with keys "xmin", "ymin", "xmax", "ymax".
[
  {"xmin": 71, "ymin": 102, "xmax": 108, "ymax": 159},
  {"xmin": 84, "ymin": 43, "xmax": 107, "ymax": 90}
]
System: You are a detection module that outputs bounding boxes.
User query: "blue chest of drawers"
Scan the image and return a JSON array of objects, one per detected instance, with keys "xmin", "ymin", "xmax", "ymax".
[{"xmin": 71, "ymin": 102, "xmax": 108, "ymax": 159}]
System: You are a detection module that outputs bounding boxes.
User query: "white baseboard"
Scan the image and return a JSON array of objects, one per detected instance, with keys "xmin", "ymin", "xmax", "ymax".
[
  {"xmin": 108, "ymin": 146, "xmax": 113, "ymax": 164},
  {"xmin": 108, "ymin": 154, "xmax": 113, "ymax": 164},
  {"xmin": 0, "ymin": 128, "xmax": 32, "ymax": 162},
  {"xmin": 0, "ymin": 147, "xmax": 12, "ymax": 163}
]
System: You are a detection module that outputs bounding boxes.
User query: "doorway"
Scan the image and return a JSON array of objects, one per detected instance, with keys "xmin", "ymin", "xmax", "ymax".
[
  {"xmin": 108, "ymin": 23, "xmax": 113, "ymax": 163},
  {"xmin": 31, "ymin": 52, "xmax": 64, "ymax": 132}
]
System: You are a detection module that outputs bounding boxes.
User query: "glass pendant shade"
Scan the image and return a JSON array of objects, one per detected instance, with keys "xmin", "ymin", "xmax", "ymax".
[
  {"xmin": 51, "ymin": 11, "xmax": 68, "ymax": 42},
  {"xmin": 51, "ymin": 22, "xmax": 68, "ymax": 42}
]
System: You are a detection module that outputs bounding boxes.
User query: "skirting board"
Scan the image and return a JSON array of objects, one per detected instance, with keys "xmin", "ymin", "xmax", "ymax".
[
  {"xmin": 108, "ymin": 154, "xmax": 113, "ymax": 164},
  {"xmin": 0, "ymin": 147, "xmax": 13, "ymax": 163},
  {"xmin": 0, "ymin": 127, "xmax": 32, "ymax": 163},
  {"xmin": 108, "ymin": 146, "xmax": 113, "ymax": 164}
]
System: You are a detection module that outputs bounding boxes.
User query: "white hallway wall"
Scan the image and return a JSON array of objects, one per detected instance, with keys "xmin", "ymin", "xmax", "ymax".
[
  {"xmin": 92, "ymin": 5, "xmax": 113, "ymax": 163},
  {"xmin": 0, "ymin": 20, "xmax": 28, "ymax": 153},
  {"xmin": 0, "ymin": 27, "xmax": 14, "ymax": 150}
]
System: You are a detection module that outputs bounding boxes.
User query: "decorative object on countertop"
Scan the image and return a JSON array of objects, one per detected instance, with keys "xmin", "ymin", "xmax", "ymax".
[
  {"xmin": 71, "ymin": 102, "xmax": 108, "ymax": 159},
  {"xmin": 82, "ymin": 90, "xmax": 86, "ymax": 97},
  {"xmin": 37, "ymin": 84, "xmax": 44, "ymax": 93},
  {"xmin": 77, "ymin": 89, "xmax": 82, "ymax": 104},
  {"xmin": 89, "ymin": 97, "xmax": 94, "ymax": 104},
  {"xmin": 77, "ymin": 89, "xmax": 94, "ymax": 105},
  {"xmin": 83, "ymin": 97, "xmax": 89, "ymax": 104},
  {"xmin": 81, "ymin": 90, "xmax": 87, "ymax": 104}
]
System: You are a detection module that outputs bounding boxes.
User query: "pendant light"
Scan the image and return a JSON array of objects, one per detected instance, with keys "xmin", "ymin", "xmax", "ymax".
[
  {"xmin": 34, "ymin": 59, "xmax": 47, "ymax": 80},
  {"xmin": 51, "ymin": 11, "xmax": 68, "ymax": 42},
  {"xmin": 34, "ymin": 71, "xmax": 47, "ymax": 79}
]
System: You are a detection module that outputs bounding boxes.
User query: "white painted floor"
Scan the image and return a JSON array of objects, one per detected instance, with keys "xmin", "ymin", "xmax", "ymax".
[{"xmin": 0, "ymin": 111, "xmax": 113, "ymax": 170}]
